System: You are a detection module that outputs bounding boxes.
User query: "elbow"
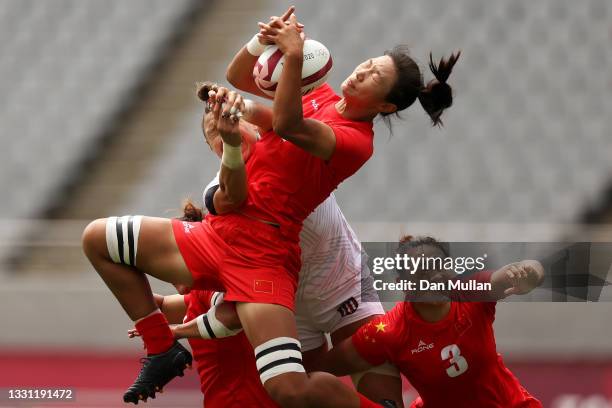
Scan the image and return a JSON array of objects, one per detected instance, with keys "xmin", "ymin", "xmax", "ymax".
[
  {"xmin": 217, "ymin": 191, "xmax": 247, "ymax": 214},
  {"xmin": 229, "ymin": 192, "xmax": 247, "ymax": 208},
  {"xmin": 272, "ymin": 122, "xmax": 287, "ymax": 138},
  {"xmin": 272, "ymin": 118, "xmax": 299, "ymax": 139},
  {"xmin": 226, "ymin": 67, "xmax": 239, "ymax": 88}
]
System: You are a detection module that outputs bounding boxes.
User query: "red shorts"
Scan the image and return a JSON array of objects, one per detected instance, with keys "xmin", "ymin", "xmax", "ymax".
[{"xmin": 171, "ymin": 214, "xmax": 300, "ymax": 311}]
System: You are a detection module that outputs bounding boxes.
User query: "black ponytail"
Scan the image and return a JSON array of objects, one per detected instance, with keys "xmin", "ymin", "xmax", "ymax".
[
  {"xmin": 384, "ymin": 46, "xmax": 461, "ymax": 127},
  {"xmin": 418, "ymin": 51, "xmax": 461, "ymax": 126}
]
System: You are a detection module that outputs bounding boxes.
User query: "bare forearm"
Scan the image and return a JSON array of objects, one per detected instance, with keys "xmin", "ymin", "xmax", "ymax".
[
  {"xmin": 272, "ymin": 52, "xmax": 305, "ymax": 138},
  {"xmin": 227, "ymin": 47, "xmax": 258, "ymax": 90},
  {"xmin": 226, "ymin": 48, "xmax": 271, "ymax": 99},
  {"xmin": 156, "ymin": 294, "xmax": 187, "ymax": 324},
  {"xmin": 172, "ymin": 319, "xmax": 201, "ymax": 339},
  {"xmin": 217, "ymin": 163, "xmax": 247, "ymax": 212},
  {"xmin": 244, "ymin": 100, "xmax": 273, "ymax": 132}
]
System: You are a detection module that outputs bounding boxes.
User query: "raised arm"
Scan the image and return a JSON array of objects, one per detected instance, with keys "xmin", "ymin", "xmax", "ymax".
[
  {"xmin": 156, "ymin": 294, "xmax": 188, "ymax": 324},
  {"xmin": 226, "ymin": 6, "xmax": 297, "ymax": 99},
  {"xmin": 259, "ymin": 14, "xmax": 337, "ymax": 160},
  {"xmin": 490, "ymin": 259, "xmax": 545, "ymax": 298},
  {"xmin": 207, "ymin": 87, "xmax": 248, "ymax": 212},
  {"xmin": 226, "ymin": 47, "xmax": 272, "ymax": 99}
]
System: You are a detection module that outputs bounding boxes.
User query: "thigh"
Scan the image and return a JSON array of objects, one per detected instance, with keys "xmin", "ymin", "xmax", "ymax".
[
  {"xmin": 302, "ymin": 344, "xmax": 328, "ymax": 372},
  {"xmin": 133, "ymin": 216, "xmax": 193, "ymax": 286},
  {"xmin": 236, "ymin": 302, "xmax": 299, "ymax": 346}
]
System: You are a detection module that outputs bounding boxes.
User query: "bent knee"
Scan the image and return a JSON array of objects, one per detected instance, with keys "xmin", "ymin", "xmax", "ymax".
[
  {"xmin": 81, "ymin": 218, "xmax": 107, "ymax": 259},
  {"xmin": 265, "ymin": 376, "xmax": 310, "ymax": 408}
]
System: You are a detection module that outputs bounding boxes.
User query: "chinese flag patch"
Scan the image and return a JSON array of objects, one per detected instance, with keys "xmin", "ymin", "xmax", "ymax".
[{"xmin": 254, "ymin": 279, "xmax": 274, "ymax": 294}]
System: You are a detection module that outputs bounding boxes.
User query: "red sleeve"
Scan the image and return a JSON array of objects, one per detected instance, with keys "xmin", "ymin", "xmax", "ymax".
[
  {"xmin": 480, "ymin": 301, "xmax": 497, "ymax": 323},
  {"xmin": 328, "ymin": 123, "xmax": 373, "ymax": 184},
  {"xmin": 193, "ymin": 290, "xmax": 215, "ymax": 310},
  {"xmin": 351, "ymin": 305, "xmax": 402, "ymax": 366}
]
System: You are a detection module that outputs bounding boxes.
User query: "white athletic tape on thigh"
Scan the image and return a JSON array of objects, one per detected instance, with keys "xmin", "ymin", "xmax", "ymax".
[
  {"xmin": 254, "ymin": 337, "xmax": 305, "ymax": 384},
  {"xmin": 195, "ymin": 306, "xmax": 242, "ymax": 339},
  {"xmin": 105, "ymin": 215, "xmax": 143, "ymax": 267}
]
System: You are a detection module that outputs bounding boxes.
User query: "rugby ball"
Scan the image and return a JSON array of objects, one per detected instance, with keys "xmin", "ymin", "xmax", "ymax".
[{"xmin": 253, "ymin": 39, "xmax": 333, "ymax": 97}]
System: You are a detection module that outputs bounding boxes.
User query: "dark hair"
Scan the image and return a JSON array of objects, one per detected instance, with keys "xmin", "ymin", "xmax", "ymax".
[
  {"xmin": 178, "ymin": 199, "xmax": 204, "ymax": 222},
  {"xmin": 398, "ymin": 234, "xmax": 449, "ymax": 257},
  {"xmin": 383, "ymin": 46, "xmax": 461, "ymax": 126},
  {"xmin": 195, "ymin": 81, "xmax": 217, "ymax": 102}
]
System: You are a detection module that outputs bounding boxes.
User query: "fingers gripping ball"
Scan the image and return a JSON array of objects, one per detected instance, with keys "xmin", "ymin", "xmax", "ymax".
[{"xmin": 253, "ymin": 39, "xmax": 333, "ymax": 97}]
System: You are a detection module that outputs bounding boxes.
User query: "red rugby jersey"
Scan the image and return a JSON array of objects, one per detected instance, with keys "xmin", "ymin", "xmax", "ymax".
[
  {"xmin": 184, "ymin": 290, "xmax": 279, "ymax": 408},
  {"xmin": 234, "ymin": 84, "xmax": 374, "ymax": 241},
  {"xmin": 352, "ymin": 302, "xmax": 542, "ymax": 408}
]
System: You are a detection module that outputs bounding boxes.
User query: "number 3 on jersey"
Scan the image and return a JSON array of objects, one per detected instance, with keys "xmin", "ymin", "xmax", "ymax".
[{"xmin": 441, "ymin": 344, "xmax": 469, "ymax": 377}]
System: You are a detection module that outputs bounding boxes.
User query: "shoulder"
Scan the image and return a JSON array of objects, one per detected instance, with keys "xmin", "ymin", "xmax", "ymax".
[
  {"xmin": 352, "ymin": 303, "xmax": 407, "ymax": 363},
  {"xmin": 366, "ymin": 303, "xmax": 407, "ymax": 339}
]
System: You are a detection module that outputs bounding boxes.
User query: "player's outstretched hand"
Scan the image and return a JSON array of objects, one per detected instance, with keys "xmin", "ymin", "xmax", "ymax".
[
  {"xmin": 501, "ymin": 261, "xmax": 545, "ymax": 296},
  {"xmin": 258, "ymin": 13, "xmax": 304, "ymax": 57},
  {"xmin": 208, "ymin": 86, "xmax": 244, "ymax": 146},
  {"xmin": 127, "ymin": 328, "xmax": 140, "ymax": 338},
  {"xmin": 257, "ymin": 6, "xmax": 304, "ymax": 46}
]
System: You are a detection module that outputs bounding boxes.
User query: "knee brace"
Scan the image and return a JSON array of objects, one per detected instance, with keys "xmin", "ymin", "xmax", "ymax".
[
  {"xmin": 105, "ymin": 216, "xmax": 143, "ymax": 267},
  {"xmin": 254, "ymin": 337, "xmax": 305, "ymax": 384}
]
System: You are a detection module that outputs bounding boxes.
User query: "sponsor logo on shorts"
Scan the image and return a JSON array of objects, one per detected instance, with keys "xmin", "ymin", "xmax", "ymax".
[
  {"xmin": 182, "ymin": 222, "xmax": 195, "ymax": 234},
  {"xmin": 411, "ymin": 340, "xmax": 434, "ymax": 354},
  {"xmin": 337, "ymin": 297, "xmax": 359, "ymax": 317},
  {"xmin": 311, "ymin": 99, "xmax": 319, "ymax": 111},
  {"xmin": 254, "ymin": 279, "xmax": 274, "ymax": 294}
]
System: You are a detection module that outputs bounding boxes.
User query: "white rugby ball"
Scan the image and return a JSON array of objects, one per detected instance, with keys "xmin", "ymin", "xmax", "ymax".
[{"xmin": 253, "ymin": 39, "xmax": 333, "ymax": 97}]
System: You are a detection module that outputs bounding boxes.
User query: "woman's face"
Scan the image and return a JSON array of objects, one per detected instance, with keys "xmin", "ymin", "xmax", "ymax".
[
  {"xmin": 400, "ymin": 244, "xmax": 457, "ymax": 304},
  {"xmin": 202, "ymin": 110, "xmax": 258, "ymax": 161},
  {"xmin": 341, "ymin": 55, "xmax": 397, "ymax": 107}
]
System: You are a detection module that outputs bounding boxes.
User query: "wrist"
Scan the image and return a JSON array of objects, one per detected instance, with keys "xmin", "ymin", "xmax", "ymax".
[
  {"xmin": 246, "ymin": 34, "xmax": 266, "ymax": 56},
  {"xmin": 284, "ymin": 49, "xmax": 303, "ymax": 61},
  {"xmin": 221, "ymin": 142, "xmax": 244, "ymax": 169}
]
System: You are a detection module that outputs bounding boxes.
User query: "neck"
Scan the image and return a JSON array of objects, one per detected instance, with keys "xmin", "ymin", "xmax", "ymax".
[
  {"xmin": 411, "ymin": 302, "xmax": 452, "ymax": 323},
  {"xmin": 335, "ymin": 98, "xmax": 377, "ymax": 122}
]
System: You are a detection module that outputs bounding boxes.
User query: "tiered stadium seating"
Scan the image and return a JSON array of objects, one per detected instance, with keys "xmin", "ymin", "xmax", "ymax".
[{"xmin": 0, "ymin": 0, "xmax": 199, "ymax": 219}]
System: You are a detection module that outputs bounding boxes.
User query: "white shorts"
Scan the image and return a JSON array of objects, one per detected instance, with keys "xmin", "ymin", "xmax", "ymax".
[{"xmin": 295, "ymin": 259, "xmax": 384, "ymax": 352}]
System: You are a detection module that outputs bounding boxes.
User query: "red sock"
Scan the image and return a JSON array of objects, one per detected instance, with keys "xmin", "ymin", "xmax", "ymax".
[
  {"xmin": 358, "ymin": 393, "xmax": 380, "ymax": 408},
  {"xmin": 135, "ymin": 311, "xmax": 174, "ymax": 355}
]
